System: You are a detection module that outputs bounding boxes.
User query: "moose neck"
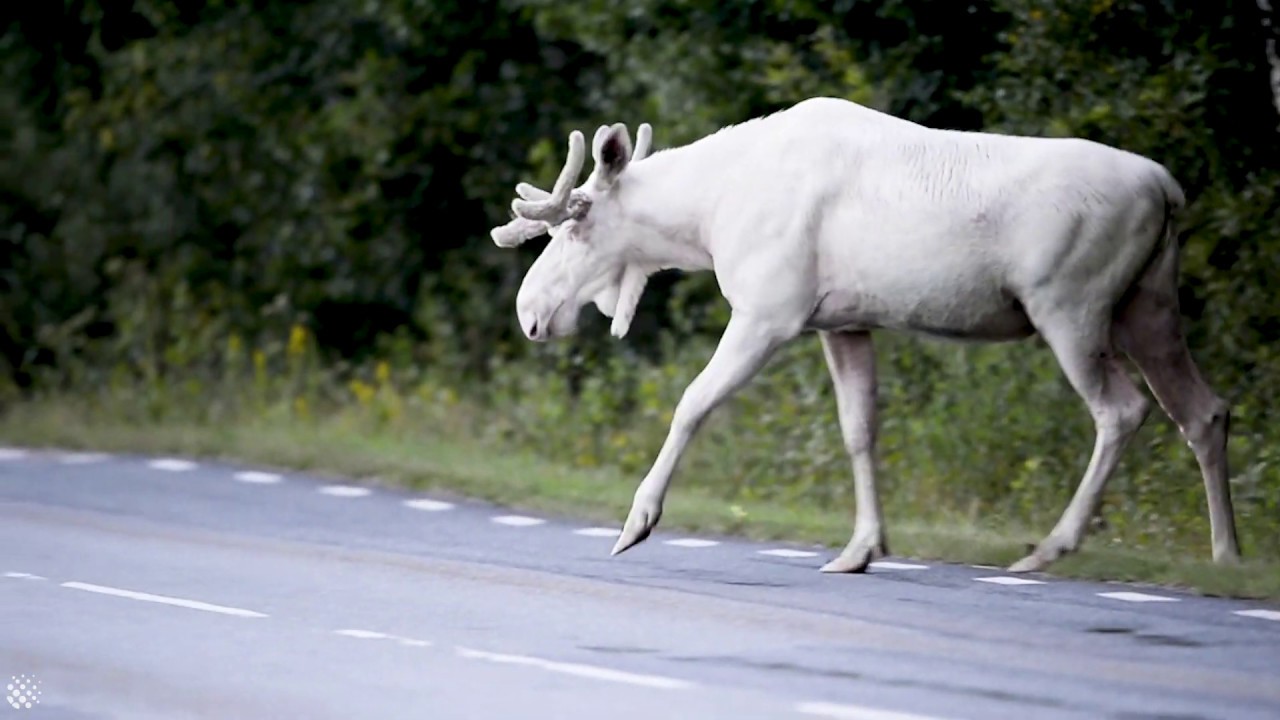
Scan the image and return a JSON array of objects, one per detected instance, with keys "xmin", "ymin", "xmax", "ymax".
[{"xmin": 611, "ymin": 148, "xmax": 717, "ymax": 275}]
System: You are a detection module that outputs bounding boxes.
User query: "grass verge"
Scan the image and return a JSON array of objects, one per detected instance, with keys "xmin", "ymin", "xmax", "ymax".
[{"xmin": 3, "ymin": 398, "xmax": 1278, "ymax": 602}]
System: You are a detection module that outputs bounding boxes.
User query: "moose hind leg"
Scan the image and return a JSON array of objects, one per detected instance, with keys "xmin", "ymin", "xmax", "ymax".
[
  {"xmin": 1114, "ymin": 279, "xmax": 1241, "ymax": 563},
  {"xmin": 817, "ymin": 330, "xmax": 888, "ymax": 573},
  {"xmin": 1009, "ymin": 318, "xmax": 1151, "ymax": 573}
]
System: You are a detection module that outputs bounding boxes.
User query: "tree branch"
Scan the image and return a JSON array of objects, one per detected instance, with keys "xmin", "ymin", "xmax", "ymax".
[{"xmin": 1259, "ymin": 0, "xmax": 1280, "ymax": 116}]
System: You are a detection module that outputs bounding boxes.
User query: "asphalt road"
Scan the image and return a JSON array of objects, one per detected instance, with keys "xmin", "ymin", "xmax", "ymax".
[{"xmin": 1, "ymin": 446, "xmax": 1278, "ymax": 720}]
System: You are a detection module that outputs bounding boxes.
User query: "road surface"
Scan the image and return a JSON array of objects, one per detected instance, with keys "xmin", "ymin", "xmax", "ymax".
[{"xmin": 1, "ymin": 445, "xmax": 1278, "ymax": 719}]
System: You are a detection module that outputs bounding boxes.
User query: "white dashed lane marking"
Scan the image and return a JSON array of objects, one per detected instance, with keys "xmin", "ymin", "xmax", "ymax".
[
  {"xmin": 335, "ymin": 625, "xmax": 384, "ymax": 635},
  {"xmin": 23, "ymin": 450, "xmax": 1264, "ymax": 628},
  {"xmin": 796, "ymin": 700, "xmax": 948, "ymax": 719},
  {"xmin": 318, "ymin": 485, "xmax": 371, "ymax": 497},
  {"xmin": 148, "ymin": 458, "xmax": 197, "ymax": 472},
  {"xmin": 1097, "ymin": 591, "xmax": 1179, "ymax": 603},
  {"xmin": 456, "ymin": 646, "xmax": 692, "ymax": 690},
  {"xmin": 334, "ymin": 628, "xmax": 433, "ymax": 646},
  {"xmin": 234, "ymin": 471, "xmax": 282, "ymax": 484},
  {"xmin": 491, "ymin": 515, "xmax": 546, "ymax": 527},
  {"xmin": 57, "ymin": 452, "xmax": 109, "ymax": 465},
  {"xmin": 574, "ymin": 527, "xmax": 621, "ymax": 537},
  {"xmin": 870, "ymin": 561, "xmax": 928, "ymax": 570},
  {"xmin": 404, "ymin": 498, "xmax": 455, "ymax": 512},
  {"xmin": 1234, "ymin": 609, "xmax": 1280, "ymax": 621},
  {"xmin": 61, "ymin": 581, "xmax": 268, "ymax": 618},
  {"xmin": 664, "ymin": 538, "xmax": 719, "ymax": 548},
  {"xmin": 335, "ymin": 629, "xmax": 387, "ymax": 639},
  {"xmin": 759, "ymin": 549, "xmax": 820, "ymax": 558},
  {"xmin": 974, "ymin": 576, "xmax": 1046, "ymax": 586}
]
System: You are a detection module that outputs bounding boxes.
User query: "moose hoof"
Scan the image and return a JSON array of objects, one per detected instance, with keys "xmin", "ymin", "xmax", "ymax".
[
  {"xmin": 1007, "ymin": 553, "xmax": 1051, "ymax": 574},
  {"xmin": 611, "ymin": 497, "xmax": 662, "ymax": 556},
  {"xmin": 819, "ymin": 539, "xmax": 886, "ymax": 574},
  {"xmin": 1008, "ymin": 538, "xmax": 1072, "ymax": 573}
]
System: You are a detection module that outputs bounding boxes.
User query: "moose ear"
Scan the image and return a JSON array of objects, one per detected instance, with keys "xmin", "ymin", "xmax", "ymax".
[{"xmin": 592, "ymin": 123, "xmax": 632, "ymax": 189}]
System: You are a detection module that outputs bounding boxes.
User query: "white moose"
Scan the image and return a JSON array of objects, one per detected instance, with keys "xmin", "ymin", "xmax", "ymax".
[{"xmin": 489, "ymin": 96, "xmax": 1241, "ymax": 574}]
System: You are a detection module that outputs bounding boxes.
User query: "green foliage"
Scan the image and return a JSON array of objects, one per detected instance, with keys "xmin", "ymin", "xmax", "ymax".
[
  {"xmin": 16, "ymin": 287, "xmax": 1279, "ymax": 561},
  {"xmin": 3, "ymin": 0, "xmax": 1279, "ymax": 567}
]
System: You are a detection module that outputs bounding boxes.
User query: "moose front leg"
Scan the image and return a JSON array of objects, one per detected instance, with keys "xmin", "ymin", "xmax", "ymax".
[{"xmin": 611, "ymin": 312, "xmax": 794, "ymax": 555}]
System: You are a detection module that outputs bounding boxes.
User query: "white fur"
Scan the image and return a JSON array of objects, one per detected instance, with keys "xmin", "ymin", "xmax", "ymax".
[{"xmin": 489, "ymin": 96, "xmax": 1241, "ymax": 573}]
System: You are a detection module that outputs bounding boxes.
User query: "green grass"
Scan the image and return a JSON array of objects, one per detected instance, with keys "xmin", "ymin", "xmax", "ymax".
[{"xmin": 4, "ymin": 397, "xmax": 1278, "ymax": 602}]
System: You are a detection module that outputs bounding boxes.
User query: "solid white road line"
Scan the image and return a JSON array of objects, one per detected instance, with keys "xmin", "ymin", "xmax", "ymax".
[
  {"xmin": 61, "ymin": 581, "xmax": 268, "ymax": 618},
  {"xmin": 664, "ymin": 538, "xmax": 719, "ymax": 548},
  {"xmin": 796, "ymin": 700, "xmax": 949, "ymax": 720},
  {"xmin": 1234, "ymin": 609, "xmax": 1280, "ymax": 621},
  {"xmin": 491, "ymin": 515, "xmax": 545, "ymax": 527},
  {"xmin": 759, "ymin": 549, "xmax": 820, "ymax": 558},
  {"xmin": 870, "ymin": 561, "xmax": 929, "ymax": 570},
  {"xmin": 574, "ymin": 527, "xmax": 621, "ymax": 537},
  {"xmin": 148, "ymin": 458, "xmax": 197, "ymax": 472},
  {"xmin": 0, "ymin": 448, "xmax": 29, "ymax": 461},
  {"xmin": 1097, "ymin": 591, "xmax": 1179, "ymax": 603},
  {"xmin": 404, "ymin": 498, "xmax": 455, "ymax": 512},
  {"xmin": 4, "ymin": 572, "xmax": 45, "ymax": 580},
  {"xmin": 974, "ymin": 576, "xmax": 1045, "ymax": 586},
  {"xmin": 234, "ymin": 471, "xmax": 282, "ymax": 484},
  {"xmin": 318, "ymin": 485, "xmax": 370, "ymax": 497},
  {"xmin": 456, "ymin": 646, "xmax": 692, "ymax": 689}
]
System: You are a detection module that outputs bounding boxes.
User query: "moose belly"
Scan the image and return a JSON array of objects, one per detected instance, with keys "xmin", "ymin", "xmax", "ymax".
[{"xmin": 805, "ymin": 279, "xmax": 1035, "ymax": 342}]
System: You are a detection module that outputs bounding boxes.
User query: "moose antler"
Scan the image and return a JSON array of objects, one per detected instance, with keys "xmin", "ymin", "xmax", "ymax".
[
  {"xmin": 490, "ymin": 215, "xmax": 550, "ymax": 248},
  {"xmin": 512, "ymin": 130, "xmax": 587, "ymax": 223},
  {"xmin": 633, "ymin": 123, "xmax": 652, "ymax": 161},
  {"xmin": 515, "ymin": 183, "xmax": 551, "ymax": 201},
  {"xmin": 488, "ymin": 144, "xmax": 577, "ymax": 248},
  {"xmin": 490, "ymin": 123, "xmax": 651, "ymax": 248}
]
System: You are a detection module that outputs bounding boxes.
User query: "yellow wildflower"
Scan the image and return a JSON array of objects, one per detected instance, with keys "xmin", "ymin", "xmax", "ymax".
[
  {"xmin": 348, "ymin": 379, "xmax": 375, "ymax": 406},
  {"xmin": 287, "ymin": 324, "xmax": 307, "ymax": 357}
]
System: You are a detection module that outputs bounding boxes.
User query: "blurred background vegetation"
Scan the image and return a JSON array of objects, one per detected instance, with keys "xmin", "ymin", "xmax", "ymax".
[{"xmin": 3, "ymin": 0, "xmax": 1279, "ymax": 566}]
